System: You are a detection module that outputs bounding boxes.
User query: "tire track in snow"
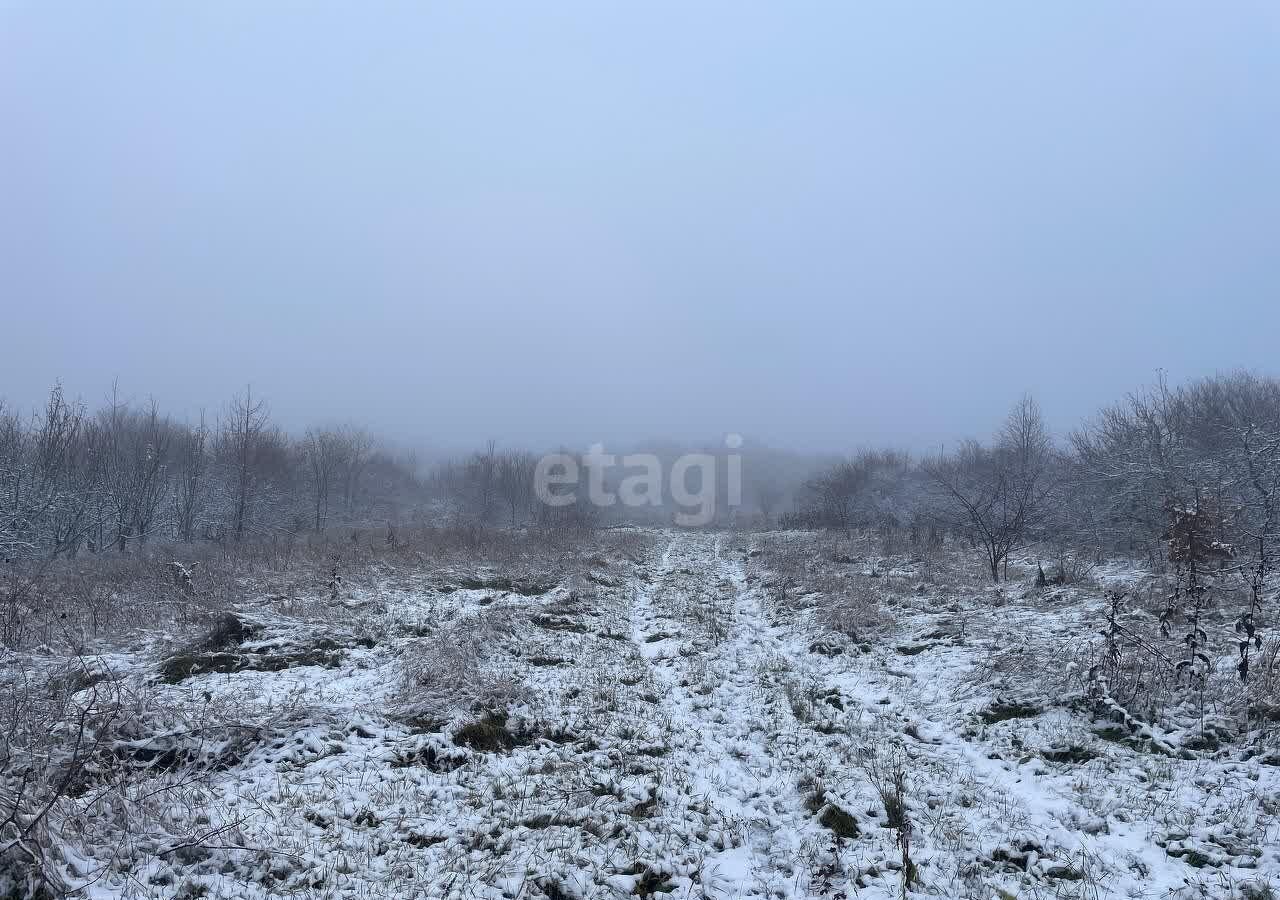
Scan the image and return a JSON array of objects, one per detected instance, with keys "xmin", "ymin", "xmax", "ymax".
[{"xmin": 628, "ymin": 532, "xmax": 833, "ymax": 898}]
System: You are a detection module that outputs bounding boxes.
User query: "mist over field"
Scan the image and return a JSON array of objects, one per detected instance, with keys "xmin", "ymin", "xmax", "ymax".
[
  {"xmin": 3, "ymin": 4, "xmax": 1280, "ymax": 900},
  {"xmin": 5, "ymin": 3, "xmax": 1280, "ymax": 453}
]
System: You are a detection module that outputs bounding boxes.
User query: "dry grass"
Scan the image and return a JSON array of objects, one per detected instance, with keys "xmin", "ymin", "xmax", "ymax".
[
  {"xmin": 396, "ymin": 606, "xmax": 527, "ymax": 724},
  {"xmin": 8, "ymin": 524, "xmax": 650, "ymax": 654},
  {"xmin": 0, "ymin": 523, "xmax": 656, "ymax": 895}
]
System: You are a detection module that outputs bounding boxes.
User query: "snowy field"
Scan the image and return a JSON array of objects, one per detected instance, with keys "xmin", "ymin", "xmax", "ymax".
[{"xmin": 10, "ymin": 528, "xmax": 1280, "ymax": 899}]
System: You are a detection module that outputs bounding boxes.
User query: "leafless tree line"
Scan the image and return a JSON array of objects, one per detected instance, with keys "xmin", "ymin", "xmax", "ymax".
[
  {"xmin": 9, "ymin": 371, "xmax": 1280, "ymax": 599},
  {"xmin": 0, "ymin": 384, "xmax": 429, "ymax": 640},
  {"xmin": 783, "ymin": 373, "xmax": 1280, "ymax": 699},
  {"xmin": 427, "ymin": 442, "xmax": 594, "ymax": 531},
  {"xmin": 788, "ymin": 375, "xmax": 1280, "ymax": 599}
]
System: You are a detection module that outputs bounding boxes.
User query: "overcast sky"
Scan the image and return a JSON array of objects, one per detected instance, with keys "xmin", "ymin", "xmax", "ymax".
[{"xmin": 2, "ymin": 3, "xmax": 1278, "ymax": 453}]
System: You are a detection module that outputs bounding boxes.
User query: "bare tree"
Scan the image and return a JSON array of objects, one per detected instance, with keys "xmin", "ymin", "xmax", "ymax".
[
  {"xmin": 304, "ymin": 427, "xmax": 349, "ymax": 532},
  {"xmin": 926, "ymin": 396, "xmax": 1053, "ymax": 582},
  {"xmin": 464, "ymin": 440, "xmax": 499, "ymax": 526},
  {"xmin": 172, "ymin": 412, "xmax": 209, "ymax": 543},
  {"xmin": 496, "ymin": 450, "xmax": 536, "ymax": 527},
  {"xmin": 753, "ymin": 476, "xmax": 784, "ymax": 526},
  {"xmin": 795, "ymin": 450, "xmax": 911, "ymax": 533},
  {"xmin": 338, "ymin": 426, "xmax": 373, "ymax": 521},
  {"xmin": 219, "ymin": 387, "xmax": 270, "ymax": 542},
  {"xmin": 803, "ymin": 460, "xmax": 866, "ymax": 533},
  {"xmin": 1, "ymin": 386, "xmax": 105, "ymax": 645},
  {"xmin": 29, "ymin": 386, "xmax": 103, "ymax": 560},
  {"xmin": 100, "ymin": 395, "xmax": 174, "ymax": 552}
]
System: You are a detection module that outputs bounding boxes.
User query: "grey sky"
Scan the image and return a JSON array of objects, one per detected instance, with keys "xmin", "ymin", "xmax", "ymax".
[{"xmin": 2, "ymin": 2, "xmax": 1278, "ymax": 453}]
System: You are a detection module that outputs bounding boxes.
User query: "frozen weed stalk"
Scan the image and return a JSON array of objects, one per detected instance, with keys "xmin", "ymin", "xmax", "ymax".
[
  {"xmin": 859, "ymin": 743, "xmax": 916, "ymax": 897},
  {"xmin": 1163, "ymin": 501, "xmax": 1233, "ymax": 728}
]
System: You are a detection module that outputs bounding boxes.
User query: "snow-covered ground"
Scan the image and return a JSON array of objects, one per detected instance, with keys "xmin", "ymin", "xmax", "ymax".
[{"xmin": 26, "ymin": 530, "xmax": 1280, "ymax": 898}]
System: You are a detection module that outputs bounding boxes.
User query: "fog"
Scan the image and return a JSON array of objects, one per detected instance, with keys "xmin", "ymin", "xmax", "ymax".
[{"xmin": 3, "ymin": 2, "xmax": 1278, "ymax": 453}]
